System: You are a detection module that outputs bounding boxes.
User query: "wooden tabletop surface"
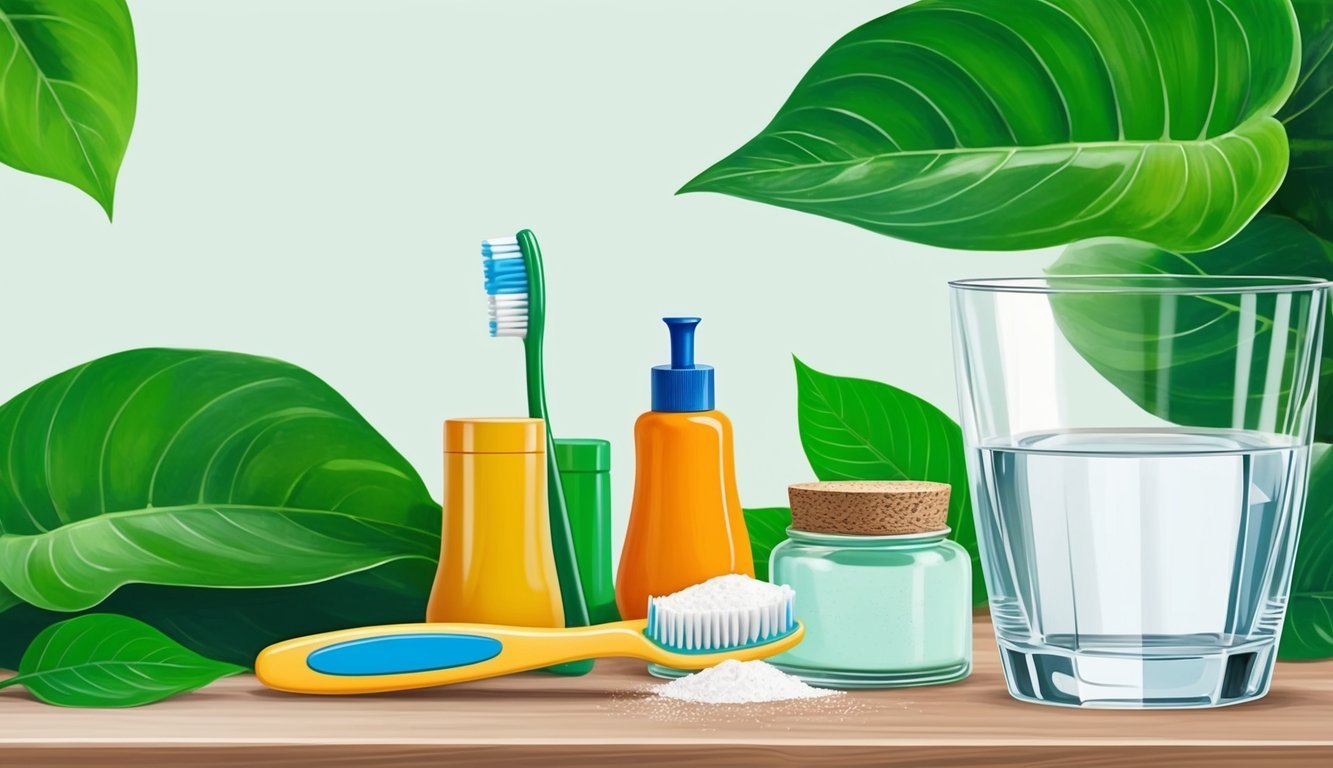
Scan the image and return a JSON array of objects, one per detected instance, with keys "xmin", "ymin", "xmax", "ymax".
[{"xmin": 2, "ymin": 620, "xmax": 1331, "ymax": 767}]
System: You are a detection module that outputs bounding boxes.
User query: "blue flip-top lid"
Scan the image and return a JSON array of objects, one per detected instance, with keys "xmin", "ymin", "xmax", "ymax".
[{"xmin": 651, "ymin": 317, "xmax": 715, "ymax": 413}]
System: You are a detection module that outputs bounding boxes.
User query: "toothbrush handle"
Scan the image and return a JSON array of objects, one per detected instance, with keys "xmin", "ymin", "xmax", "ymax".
[
  {"xmin": 255, "ymin": 620, "xmax": 807, "ymax": 695},
  {"xmin": 255, "ymin": 621, "xmax": 651, "ymax": 695},
  {"xmin": 517, "ymin": 228, "xmax": 591, "ymax": 630}
]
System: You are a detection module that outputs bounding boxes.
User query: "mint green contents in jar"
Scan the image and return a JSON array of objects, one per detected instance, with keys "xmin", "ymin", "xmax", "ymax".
[{"xmin": 769, "ymin": 481, "xmax": 971, "ymax": 688}]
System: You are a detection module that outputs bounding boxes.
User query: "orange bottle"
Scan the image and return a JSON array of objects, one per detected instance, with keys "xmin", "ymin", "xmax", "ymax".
[{"xmin": 616, "ymin": 318, "xmax": 753, "ymax": 620}]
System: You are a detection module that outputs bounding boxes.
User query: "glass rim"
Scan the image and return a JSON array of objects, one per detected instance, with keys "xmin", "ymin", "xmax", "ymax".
[{"xmin": 949, "ymin": 274, "xmax": 1333, "ymax": 295}]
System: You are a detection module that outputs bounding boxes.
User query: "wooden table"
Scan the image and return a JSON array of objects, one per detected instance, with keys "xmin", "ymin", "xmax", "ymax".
[{"xmin": 2, "ymin": 620, "xmax": 1330, "ymax": 766}]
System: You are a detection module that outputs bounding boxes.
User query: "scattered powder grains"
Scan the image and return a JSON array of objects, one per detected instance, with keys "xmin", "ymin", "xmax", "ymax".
[{"xmin": 653, "ymin": 659, "xmax": 839, "ymax": 704}]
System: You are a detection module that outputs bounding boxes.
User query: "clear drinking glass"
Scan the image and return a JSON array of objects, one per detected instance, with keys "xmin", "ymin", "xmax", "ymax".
[{"xmin": 950, "ymin": 275, "xmax": 1329, "ymax": 709}]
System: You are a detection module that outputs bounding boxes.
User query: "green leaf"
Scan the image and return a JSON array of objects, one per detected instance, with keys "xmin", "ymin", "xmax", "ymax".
[
  {"xmin": 0, "ymin": 614, "xmax": 241, "ymax": 707},
  {"xmin": 0, "ymin": 349, "xmax": 440, "ymax": 664},
  {"xmin": 681, "ymin": 0, "xmax": 1299, "ymax": 252},
  {"xmin": 1048, "ymin": 214, "xmax": 1333, "ymax": 441},
  {"xmin": 0, "ymin": 0, "xmax": 137, "ymax": 218},
  {"xmin": 0, "ymin": 503, "xmax": 438, "ymax": 611},
  {"xmin": 743, "ymin": 506, "xmax": 793, "ymax": 583},
  {"xmin": 1270, "ymin": 0, "xmax": 1333, "ymax": 240},
  {"xmin": 0, "ymin": 583, "xmax": 19, "ymax": 615},
  {"xmin": 793, "ymin": 357, "xmax": 984, "ymax": 604},
  {"xmin": 1281, "ymin": 444, "xmax": 1333, "ymax": 660},
  {"xmin": 0, "ymin": 560, "xmax": 435, "ymax": 670},
  {"xmin": 0, "ymin": 350, "xmax": 441, "ymax": 610}
]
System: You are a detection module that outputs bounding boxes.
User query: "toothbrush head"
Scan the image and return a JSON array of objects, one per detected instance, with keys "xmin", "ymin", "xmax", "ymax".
[
  {"xmin": 645, "ymin": 575, "xmax": 799, "ymax": 654},
  {"xmin": 481, "ymin": 236, "xmax": 529, "ymax": 338}
]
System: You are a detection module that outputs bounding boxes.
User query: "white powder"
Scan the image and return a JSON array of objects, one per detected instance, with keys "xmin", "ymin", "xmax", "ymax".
[
  {"xmin": 653, "ymin": 659, "xmax": 838, "ymax": 704},
  {"xmin": 651, "ymin": 573, "xmax": 793, "ymax": 612},
  {"xmin": 647, "ymin": 575, "xmax": 827, "ymax": 704}
]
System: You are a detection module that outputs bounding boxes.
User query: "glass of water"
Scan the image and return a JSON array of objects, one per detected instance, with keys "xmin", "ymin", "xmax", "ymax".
[{"xmin": 950, "ymin": 275, "xmax": 1329, "ymax": 709}]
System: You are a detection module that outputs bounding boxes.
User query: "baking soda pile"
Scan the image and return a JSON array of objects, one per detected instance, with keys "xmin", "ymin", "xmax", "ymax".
[
  {"xmin": 653, "ymin": 659, "xmax": 837, "ymax": 704},
  {"xmin": 647, "ymin": 574, "xmax": 835, "ymax": 704}
]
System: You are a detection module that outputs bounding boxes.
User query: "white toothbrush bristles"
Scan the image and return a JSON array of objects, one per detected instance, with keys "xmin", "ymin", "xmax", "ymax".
[{"xmin": 646, "ymin": 575, "xmax": 796, "ymax": 652}]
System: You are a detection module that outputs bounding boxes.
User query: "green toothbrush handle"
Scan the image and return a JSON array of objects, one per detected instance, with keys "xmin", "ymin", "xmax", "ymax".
[
  {"xmin": 525, "ymin": 338, "xmax": 594, "ymax": 681},
  {"xmin": 528, "ymin": 341, "xmax": 590, "ymax": 629},
  {"xmin": 517, "ymin": 230, "xmax": 592, "ymax": 640}
]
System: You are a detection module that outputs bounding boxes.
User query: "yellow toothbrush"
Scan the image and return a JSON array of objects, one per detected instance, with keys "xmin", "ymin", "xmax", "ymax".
[{"xmin": 256, "ymin": 591, "xmax": 803, "ymax": 695}]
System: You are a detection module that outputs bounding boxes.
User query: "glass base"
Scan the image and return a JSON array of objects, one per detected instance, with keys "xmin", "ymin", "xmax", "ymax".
[
  {"xmin": 648, "ymin": 660, "xmax": 971, "ymax": 689},
  {"xmin": 996, "ymin": 637, "xmax": 1276, "ymax": 709},
  {"xmin": 770, "ymin": 660, "xmax": 971, "ymax": 689},
  {"xmin": 647, "ymin": 663, "xmax": 692, "ymax": 680}
]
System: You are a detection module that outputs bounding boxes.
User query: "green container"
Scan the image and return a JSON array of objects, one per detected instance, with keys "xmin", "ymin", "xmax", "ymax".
[
  {"xmin": 554, "ymin": 439, "xmax": 618, "ymax": 625},
  {"xmin": 769, "ymin": 528, "xmax": 971, "ymax": 688}
]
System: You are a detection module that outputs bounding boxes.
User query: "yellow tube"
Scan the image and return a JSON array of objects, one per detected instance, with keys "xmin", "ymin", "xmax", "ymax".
[{"xmin": 427, "ymin": 418, "xmax": 564, "ymax": 627}]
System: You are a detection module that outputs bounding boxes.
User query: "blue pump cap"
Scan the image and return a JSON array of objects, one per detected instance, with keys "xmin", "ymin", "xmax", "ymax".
[{"xmin": 651, "ymin": 317, "xmax": 715, "ymax": 412}]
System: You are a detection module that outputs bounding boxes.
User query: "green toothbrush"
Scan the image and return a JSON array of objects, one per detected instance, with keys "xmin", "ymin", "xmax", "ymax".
[{"xmin": 482, "ymin": 230, "xmax": 592, "ymax": 675}]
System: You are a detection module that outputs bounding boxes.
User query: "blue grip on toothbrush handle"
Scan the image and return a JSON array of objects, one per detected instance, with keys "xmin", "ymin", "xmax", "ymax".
[{"xmin": 305, "ymin": 633, "xmax": 503, "ymax": 676}]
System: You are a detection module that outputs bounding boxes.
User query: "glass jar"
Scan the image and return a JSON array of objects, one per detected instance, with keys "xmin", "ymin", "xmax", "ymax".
[{"xmin": 769, "ymin": 527, "xmax": 971, "ymax": 688}]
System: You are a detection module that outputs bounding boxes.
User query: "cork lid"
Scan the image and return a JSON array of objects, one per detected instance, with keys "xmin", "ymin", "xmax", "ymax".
[{"xmin": 788, "ymin": 481, "xmax": 951, "ymax": 535}]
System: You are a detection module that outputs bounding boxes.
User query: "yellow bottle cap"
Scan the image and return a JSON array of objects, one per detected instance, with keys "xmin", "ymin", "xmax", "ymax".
[{"xmin": 445, "ymin": 418, "xmax": 545, "ymax": 454}]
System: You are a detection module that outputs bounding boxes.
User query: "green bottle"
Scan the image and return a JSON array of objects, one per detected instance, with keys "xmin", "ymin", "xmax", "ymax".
[{"xmin": 555, "ymin": 439, "xmax": 618, "ymax": 625}]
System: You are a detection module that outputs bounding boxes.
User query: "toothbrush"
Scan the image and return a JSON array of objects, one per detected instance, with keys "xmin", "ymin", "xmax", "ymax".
[
  {"xmin": 482, "ymin": 231, "xmax": 590, "ymax": 634},
  {"xmin": 256, "ymin": 587, "xmax": 804, "ymax": 694}
]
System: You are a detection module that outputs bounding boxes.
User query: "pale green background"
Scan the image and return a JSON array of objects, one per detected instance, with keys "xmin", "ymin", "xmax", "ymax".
[{"xmin": 0, "ymin": 0, "xmax": 1056, "ymax": 566}]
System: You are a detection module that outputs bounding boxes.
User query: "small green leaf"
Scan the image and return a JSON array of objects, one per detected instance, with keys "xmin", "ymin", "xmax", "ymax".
[
  {"xmin": 1048, "ymin": 214, "xmax": 1333, "ymax": 441},
  {"xmin": 794, "ymin": 357, "xmax": 984, "ymax": 604},
  {"xmin": 0, "ymin": 614, "xmax": 242, "ymax": 707},
  {"xmin": 743, "ymin": 506, "xmax": 792, "ymax": 583},
  {"xmin": 681, "ymin": 0, "xmax": 1299, "ymax": 252},
  {"xmin": 0, "ymin": 0, "xmax": 138, "ymax": 218},
  {"xmin": 1281, "ymin": 445, "xmax": 1333, "ymax": 660},
  {"xmin": 1270, "ymin": 0, "xmax": 1333, "ymax": 240}
]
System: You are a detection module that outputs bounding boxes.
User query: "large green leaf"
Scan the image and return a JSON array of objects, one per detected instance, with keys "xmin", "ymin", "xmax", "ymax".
[
  {"xmin": 0, "ymin": 583, "xmax": 19, "ymax": 614},
  {"xmin": 1282, "ymin": 444, "xmax": 1333, "ymax": 660},
  {"xmin": 0, "ymin": 560, "xmax": 436, "ymax": 669},
  {"xmin": 0, "ymin": 613, "xmax": 242, "ymax": 707},
  {"xmin": 743, "ymin": 506, "xmax": 793, "ymax": 583},
  {"xmin": 0, "ymin": 0, "xmax": 137, "ymax": 218},
  {"xmin": 681, "ymin": 0, "xmax": 1299, "ymax": 252},
  {"xmin": 1048, "ymin": 214, "xmax": 1333, "ymax": 440},
  {"xmin": 0, "ymin": 503, "xmax": 437, "ymax": 611},
  {"xmin": 0, "ymin": 349, "xmax": 440, "ymax": 664},
  {"xmin": 1271, "ymin": 0, "xmax": 1333, "ymax": 240},
  {"xmin": 793, "ymin": 357, "xmax": 984, "ymax": 604}
]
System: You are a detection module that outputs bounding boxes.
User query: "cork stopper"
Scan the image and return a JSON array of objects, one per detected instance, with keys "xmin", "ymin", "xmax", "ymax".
[{"xmin": 787, "ymin": 481, "xmax": 951, "ymax": 535}]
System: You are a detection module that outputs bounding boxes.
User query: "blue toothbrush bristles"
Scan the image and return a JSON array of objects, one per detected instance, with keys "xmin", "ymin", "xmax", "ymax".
[{"xmin": 481, "ymin": 237, "xmax": 528, "ymax": 338}]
